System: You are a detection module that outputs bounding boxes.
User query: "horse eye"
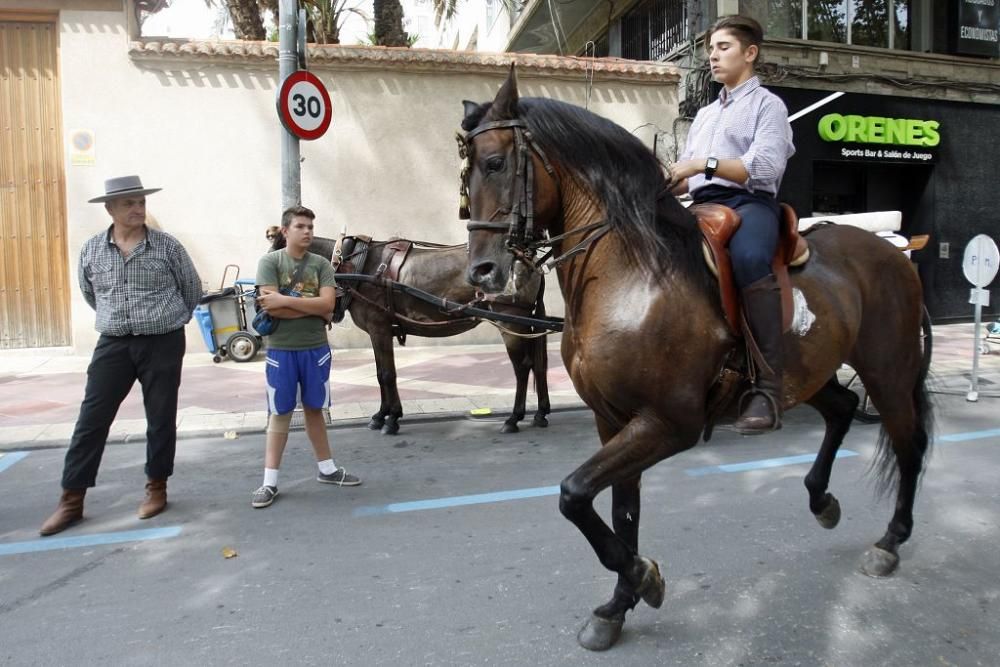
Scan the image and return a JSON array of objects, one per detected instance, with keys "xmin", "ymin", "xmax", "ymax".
[{"xmin": 485, "ymin": 156, "xmax": 505, "ymax": 173}]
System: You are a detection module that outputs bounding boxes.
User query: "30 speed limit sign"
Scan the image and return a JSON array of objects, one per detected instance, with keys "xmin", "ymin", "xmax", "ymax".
[{"xmin": 277, "ymin": 70, "xmax": 332, "ymax": 141}]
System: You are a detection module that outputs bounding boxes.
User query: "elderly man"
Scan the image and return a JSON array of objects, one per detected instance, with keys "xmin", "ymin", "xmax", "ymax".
[{"xmin": 39, "ymin": 176, "xmax": 202, "ymax": 536}]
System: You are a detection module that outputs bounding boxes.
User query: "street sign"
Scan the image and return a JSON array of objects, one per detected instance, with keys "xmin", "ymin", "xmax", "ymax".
[
  {"xmin": 276, "ymin": 70, "xmax": 332, "ymax": 141},
  {"xmin": 970, "ymin": 288, "xmax": 991, "ymax": 306},
  {"xmin": 962, "ymin": 234, "xmax": 999, "ymax": 287}
]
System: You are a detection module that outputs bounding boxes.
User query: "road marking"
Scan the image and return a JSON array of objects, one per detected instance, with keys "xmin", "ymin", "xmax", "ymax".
[
  {"xmin": 0, "ymin": 451, "xmax": 29, "ymax": 474},
  {"xmin": 353, "ymin": 428, "xmax": 1000, "ymax": 517},
  {"xmin": 684, "ymin": 450, "xmax": 860, "ymax": 477},
  {"xmin": 354, "ymin": 485, "xmax": 561, "ymax": 517},
  {"xmin": 939, "ymin": 428, "xmax": 1000, "ymax": 443},
  {"xmin": 0, "ymin": 526, "xmax": 182, "ymax": 557}
]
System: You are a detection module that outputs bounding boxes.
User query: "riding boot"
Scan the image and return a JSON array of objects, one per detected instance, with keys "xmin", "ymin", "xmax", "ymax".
[
  {"xmin": 734, "ymin": 275, "xmax": 784, "ymax": 434},
  {"xmin": 138, "ymin": 479, "xmax": 168, "ymax": 519},
  {"xmin": 39, "ymin": 489, "xmax": 86, "ymax": 536}
]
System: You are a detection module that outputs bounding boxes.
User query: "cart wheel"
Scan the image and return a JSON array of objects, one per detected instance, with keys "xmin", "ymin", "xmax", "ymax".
[
  {"xmin": 212, "ymin": 354, "xmax": 222, "ymax": 363},
  {"xmin": 228, "ymin": 332, "xmax": 260, "ymax": 363}
]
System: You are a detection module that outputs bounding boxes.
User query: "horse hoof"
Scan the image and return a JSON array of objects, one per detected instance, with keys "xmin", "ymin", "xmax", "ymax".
[
  {"xmin": 577, "ymin": 613, "xmax": 623, "ymax": 651},
  {"xmin": 635, "ymin": 557, "xmax": 665, "ymax": 609},
  {"xmin": 533, "ymin": 415, "xmax": 549, "ymax": 428},
  {"xmin": 367, "ymin": 418, "xmax": 384, "ymax": 431},
  {"xmin": 859, "ymin": 546, "xmax": 899, "ymax": 578},
  {"xmin": 500, "ymin": 422, "xmax": 520, "ymax": 434},
  {"xmin": 381, "ymin": 422, "xmax": 400, "ymax": 436},
  {"xmin": 815, "ymin": 494, "xmax": 841, "ymax": 530}
]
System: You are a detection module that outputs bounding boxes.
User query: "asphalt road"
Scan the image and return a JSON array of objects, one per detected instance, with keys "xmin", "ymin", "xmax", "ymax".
[{"xmin": 2, "ymin": 395, "xmax": 999, "ymax": 666}]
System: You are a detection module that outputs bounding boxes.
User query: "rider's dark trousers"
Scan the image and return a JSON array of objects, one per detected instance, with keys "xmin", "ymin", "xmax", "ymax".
[
  {"xmin": 61, "ymin": 329, "xmax": 186, "ymax": 489},
  {"xmin": 693, "ymin": 185, "xmax": 781, "ymax": 288}
]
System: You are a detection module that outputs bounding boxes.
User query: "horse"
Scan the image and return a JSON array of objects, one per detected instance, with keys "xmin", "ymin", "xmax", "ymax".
[
  {"xmin": 266, "ymin": 227, "xmax": 551, "ymax": 435},
  {"xmin": 459, "ymin": 68, "xmax": 932, "ymax": 651}
]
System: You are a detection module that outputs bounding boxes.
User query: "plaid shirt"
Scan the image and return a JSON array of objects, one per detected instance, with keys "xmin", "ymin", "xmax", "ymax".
[
  {"xmin": 79, "ymin": 226, "xmax": 202, "ymax": 336},
  {"xmin": 681, "ymin": 76, "xmax": 795, "ymax": 195}
]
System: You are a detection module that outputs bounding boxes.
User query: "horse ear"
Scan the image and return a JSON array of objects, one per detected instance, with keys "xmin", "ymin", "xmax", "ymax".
[
  {"xmin": 462, "ymin": 100, "xmax": 480, "ymax": 123},
  {"xmin": 492, "ymin": 64, "xmax": 519, "ymax": 120}
]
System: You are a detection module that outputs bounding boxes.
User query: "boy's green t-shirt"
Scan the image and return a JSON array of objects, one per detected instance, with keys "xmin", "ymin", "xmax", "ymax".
[{"xmin": 255, "ymin": 250, "xmax": 337, "ymax": 350}]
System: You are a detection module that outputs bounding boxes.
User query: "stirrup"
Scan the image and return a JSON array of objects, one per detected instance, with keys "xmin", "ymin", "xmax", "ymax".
[{"xmin": 734, "ymin": 388, "xmax": 782, "ymax": 432}]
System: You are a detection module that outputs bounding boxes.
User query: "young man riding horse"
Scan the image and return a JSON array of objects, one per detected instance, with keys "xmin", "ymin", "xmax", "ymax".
[{"xmin": 669, "ymin": 15, "xmax": 795, "ymax": 433}]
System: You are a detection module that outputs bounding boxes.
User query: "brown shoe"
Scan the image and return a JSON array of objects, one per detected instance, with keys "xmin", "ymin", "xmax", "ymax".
[
  {"xmin": 39, "ymin": 489, "xmax": 86, "ymax": 536},
  {"xmin": 138, "ymin": 479, "xmax": 168, "ymax": 519}
]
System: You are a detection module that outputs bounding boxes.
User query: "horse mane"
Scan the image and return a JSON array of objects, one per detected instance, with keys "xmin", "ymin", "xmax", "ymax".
[{"xmin": 467, "ymin": 97, "xmax": 707, "ymax": 283}]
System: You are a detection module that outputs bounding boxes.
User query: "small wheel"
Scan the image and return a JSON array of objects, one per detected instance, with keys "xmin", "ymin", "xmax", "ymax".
[
  {"xmin": 228, "ymin": 332, "xmax": 260, "ymax": 363},
  {"xmin": 212, "ymin": 355, "xmax": 222, "ymax": 364}
]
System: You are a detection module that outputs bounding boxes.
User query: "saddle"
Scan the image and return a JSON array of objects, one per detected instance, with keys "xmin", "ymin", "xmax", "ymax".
[
  {"xmin": 694, "ymin": 202, "xmax": 809, "ymax": 336},
  {"xmin": 332, "ymin": 236, "xmax": 415, "ymax": 344}
]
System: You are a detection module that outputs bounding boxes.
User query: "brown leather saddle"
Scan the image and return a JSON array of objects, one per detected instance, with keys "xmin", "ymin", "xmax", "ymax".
[
  {"xmin": 693, "ymin": 202, "xmax": 809, "ymax": 336},
  {"xmin": 332, "ymin": 237, "xmax": 415, "ymax": 343}
]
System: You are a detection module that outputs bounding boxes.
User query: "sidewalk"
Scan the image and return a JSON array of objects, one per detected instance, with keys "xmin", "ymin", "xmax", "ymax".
[{"xmin": 1, "ymin": 323, "xmax": 998, "ymax": 451}]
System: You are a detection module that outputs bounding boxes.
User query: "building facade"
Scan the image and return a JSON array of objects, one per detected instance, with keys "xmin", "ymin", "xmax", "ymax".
[{"xmin": 506, "ymin": 0, "xmax": 1000, "ymax": 321}]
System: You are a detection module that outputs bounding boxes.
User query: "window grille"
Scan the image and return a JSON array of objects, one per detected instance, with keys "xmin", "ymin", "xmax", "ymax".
[{"xmin": 622, "ymin": 0, "xmax": 688, "ymax": 61}]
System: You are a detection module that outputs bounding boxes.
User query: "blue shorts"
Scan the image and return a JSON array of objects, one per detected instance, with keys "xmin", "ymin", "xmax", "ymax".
[{"xmin": 265, "ymin": 346, "xmax": 332, "ymax": 415}]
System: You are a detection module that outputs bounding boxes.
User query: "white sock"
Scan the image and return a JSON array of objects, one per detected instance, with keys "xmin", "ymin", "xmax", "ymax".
[
  {"xmin": 263, "ymin": 468, "xmax": 279, "ymax": 488},
  {"xmin": 317, "ymin": 459, "xmax": 337, "ymax": 475}
]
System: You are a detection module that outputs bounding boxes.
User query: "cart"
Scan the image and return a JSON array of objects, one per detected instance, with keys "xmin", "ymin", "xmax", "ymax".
[{"xmin": 194, "ymin": 264, "xmax": 262, "ymax": 363}]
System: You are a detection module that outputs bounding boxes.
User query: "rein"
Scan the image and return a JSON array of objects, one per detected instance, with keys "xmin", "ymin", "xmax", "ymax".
[{"xmin": 460, "ymin": 119, "xmax": 609, "ymax": 276}]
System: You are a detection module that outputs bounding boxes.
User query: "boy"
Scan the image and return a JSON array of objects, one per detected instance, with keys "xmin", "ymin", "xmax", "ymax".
[{"xmin": 251, "ymin": 205, "xmax": 360, "ymax": 509}]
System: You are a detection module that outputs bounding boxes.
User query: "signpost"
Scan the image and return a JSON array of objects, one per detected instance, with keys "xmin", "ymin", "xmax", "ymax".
[
  {"xmin": 276, "ymin": 71, "xmax": 333, "ymax": 141},
  {"xmin": 962, "ymin": 234, "xmax": 1000, "ymax": 401}
]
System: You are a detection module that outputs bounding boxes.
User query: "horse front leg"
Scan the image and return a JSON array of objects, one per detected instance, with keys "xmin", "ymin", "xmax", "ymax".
[
  {"xmin": 369, "ymin": 331, "xmax": 403, "ymax": 435},
  {"xmin": 560, "ymin": 415, "xmax": 696, "ymax": 651},
  {"xmin": 803, "ymin": 376, "xmax": 859, "ymax": 529},
  {"xmin": 500, "ymin": 332, "xmax": 530, "ymax": 434},
  {"xmin": 531, "ymin": 335, "xmax": 551, "ymax": 428}
]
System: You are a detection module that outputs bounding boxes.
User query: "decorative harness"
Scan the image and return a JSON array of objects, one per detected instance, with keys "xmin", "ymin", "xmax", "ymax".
[{"xmin": 459, "ymin": 120, "xmax": 611, "ymax": 275}]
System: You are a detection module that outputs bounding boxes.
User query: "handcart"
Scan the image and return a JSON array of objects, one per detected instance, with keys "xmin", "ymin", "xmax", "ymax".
[{"xmin": 194, "ymin": 264, "xmax": 262, "ymax": 363}]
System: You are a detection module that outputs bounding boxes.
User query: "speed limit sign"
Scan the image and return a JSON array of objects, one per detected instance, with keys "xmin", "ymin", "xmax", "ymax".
[{"xmin": 276, "ymin": 70, "xmax": 332, "ymax": 141}]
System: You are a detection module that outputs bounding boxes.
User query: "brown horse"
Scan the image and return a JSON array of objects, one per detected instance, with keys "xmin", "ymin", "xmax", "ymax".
[
  {"xmin": 267, "ymin": 230, "xmax": 550, "ymax": 435},
  {"xmin": 460, "ymin": 69, "xmax": 932, "ymax": 650}
]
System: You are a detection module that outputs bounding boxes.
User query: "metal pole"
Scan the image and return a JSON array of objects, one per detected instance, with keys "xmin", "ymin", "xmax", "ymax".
[{"xmin": 279, "ymin": 0, "xmax": 300, "ymax": 210}]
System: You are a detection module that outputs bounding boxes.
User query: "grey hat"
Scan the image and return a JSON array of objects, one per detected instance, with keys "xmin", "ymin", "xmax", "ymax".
[{"xmin": 88, "ymin": 175, "xmax": 162, "ymax": 203}]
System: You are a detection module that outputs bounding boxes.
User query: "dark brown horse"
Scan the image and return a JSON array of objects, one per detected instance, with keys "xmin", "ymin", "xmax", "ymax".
[
  {"xmin": 267, "ymin": 229, "xmax": 550, "ymax": 435},
  {"xmin": 460, "ymin": 69, "xmax": 932, "ymax": 650}
]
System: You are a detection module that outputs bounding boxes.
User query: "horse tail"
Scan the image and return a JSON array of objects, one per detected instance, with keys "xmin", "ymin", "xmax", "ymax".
[{"xmin": 871, "ymin": 321, "xmax": 935, "ymax": 497}]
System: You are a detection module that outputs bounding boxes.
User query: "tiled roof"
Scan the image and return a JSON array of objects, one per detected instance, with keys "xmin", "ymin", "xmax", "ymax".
[{"xmin": 128, "ymin": 40, "xmax": 680, "ymax": 82}]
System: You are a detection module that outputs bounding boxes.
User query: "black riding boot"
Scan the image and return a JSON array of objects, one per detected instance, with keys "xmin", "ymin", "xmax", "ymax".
[{"xmin": 734, "ymin": 275, "xmax": 784, "ymax": 434}]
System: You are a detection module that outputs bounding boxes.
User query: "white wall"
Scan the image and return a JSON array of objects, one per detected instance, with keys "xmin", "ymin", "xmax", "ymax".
[{"xmin": 50, "ymin": 6, "xmax": 679, "ymax": 354}]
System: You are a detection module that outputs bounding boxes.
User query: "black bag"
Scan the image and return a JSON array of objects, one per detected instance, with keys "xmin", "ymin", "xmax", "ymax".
[{"xmin": 252, "ymin": 257, "xmax": 309, "ymax": 336}]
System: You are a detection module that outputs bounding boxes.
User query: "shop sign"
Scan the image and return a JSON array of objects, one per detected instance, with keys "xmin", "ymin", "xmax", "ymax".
[
  {"xmin": 956, "ymin": 0, "xmax": 999, "ymax": 58},
  {"xmin": 817, "ymin": 113, "xmax": 939, "ymax": 163}
]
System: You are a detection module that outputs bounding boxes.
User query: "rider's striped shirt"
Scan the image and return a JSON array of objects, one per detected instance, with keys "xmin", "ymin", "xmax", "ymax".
[{"xmin": 681, "ymin": 76, "xmax": 795, "ymax": 196}]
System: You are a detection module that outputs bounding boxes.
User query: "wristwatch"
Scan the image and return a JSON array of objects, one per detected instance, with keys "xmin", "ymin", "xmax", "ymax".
[{"xmin": 704, "ymin": 157, "xmax": 719, "ymax": 180}]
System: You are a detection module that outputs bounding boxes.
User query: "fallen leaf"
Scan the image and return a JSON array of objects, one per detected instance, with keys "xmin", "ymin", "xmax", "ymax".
[
  {"xmin": 223, "ymin": 431, "xmax": 239, "ymax": 439},
  {"xmin": 222, "ymin": 547, "xmax": 238, "ymax": 559}
]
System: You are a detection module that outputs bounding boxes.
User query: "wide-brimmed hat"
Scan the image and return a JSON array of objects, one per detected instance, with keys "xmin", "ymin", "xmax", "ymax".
[{"xmin": 88, "ymin": 175, "xmax": 162, "ymax": 203}]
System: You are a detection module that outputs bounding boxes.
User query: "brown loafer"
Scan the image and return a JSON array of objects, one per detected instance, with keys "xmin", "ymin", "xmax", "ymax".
[
  {"xmin": 40, "ymin": 489, "xmax": 86, "ymax": 536},
  {"xmin": 138, "ymin": 479, "xmax": 167, "ymax": 519}
]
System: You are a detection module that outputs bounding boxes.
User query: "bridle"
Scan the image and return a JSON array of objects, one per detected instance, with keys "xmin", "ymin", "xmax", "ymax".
[{"xmin": 459, "ymin": 118, "xmax": 611, "ymax": 275}]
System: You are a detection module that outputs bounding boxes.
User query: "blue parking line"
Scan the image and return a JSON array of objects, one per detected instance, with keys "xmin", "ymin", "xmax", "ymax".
[
  {"xmin": 940, "ymin": 428, "xmax": 1000, "ymax": 443},
  {"xmin": 0, "ymin": 526, "xmax": 183, "ymax": 557},
  {"xmin": 685, "ymin": 450, "xmax": 860, "ymax": 477},
  {"xmin": 0, "ymin": 452, "xmax": 29, "ymax": 474},
  {"xmin": 354, "ymin": 485, "xmax": 561, "ymax": 517}
]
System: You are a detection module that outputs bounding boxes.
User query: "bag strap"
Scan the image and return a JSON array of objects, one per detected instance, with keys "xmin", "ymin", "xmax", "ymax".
[{"xmin": 284, "ymin": 253, "xmax": 310, "ymax": 291}]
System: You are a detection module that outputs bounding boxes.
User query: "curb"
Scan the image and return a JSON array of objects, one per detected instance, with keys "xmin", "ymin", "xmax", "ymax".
[{"xmin": 0, "ymin": 403, "xmax": 592, "ymax": 453}]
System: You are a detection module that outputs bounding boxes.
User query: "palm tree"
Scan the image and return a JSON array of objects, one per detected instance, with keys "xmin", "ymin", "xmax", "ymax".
[{"xmin": 373, "ymin": 0, "xmax": 409, "ymax": 46}]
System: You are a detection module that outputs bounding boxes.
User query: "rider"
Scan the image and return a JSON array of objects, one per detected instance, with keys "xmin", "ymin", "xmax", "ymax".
[{"xmin": 669, "ymin": 14, "xmax": 795, "ymax": 433}]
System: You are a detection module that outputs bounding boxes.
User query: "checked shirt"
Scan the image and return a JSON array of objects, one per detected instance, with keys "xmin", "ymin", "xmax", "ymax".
[{"xmin": 79, "ymin": 225, "xmax": 202, "ymax": 336}]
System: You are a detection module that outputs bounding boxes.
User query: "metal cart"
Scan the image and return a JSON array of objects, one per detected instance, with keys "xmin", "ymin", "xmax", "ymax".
[{"xmin": 194, "ymin": 265, "xmax": 262, "ymax": 363}]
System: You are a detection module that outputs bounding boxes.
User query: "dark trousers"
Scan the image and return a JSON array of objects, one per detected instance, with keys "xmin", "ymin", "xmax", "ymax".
[
  {"xmin": 62, "ymin": 329, "xmax": 186, "ymax": 489},
  {"xmin": 694, "ymin": 185, "xmax": 781, "ymax": 288}
]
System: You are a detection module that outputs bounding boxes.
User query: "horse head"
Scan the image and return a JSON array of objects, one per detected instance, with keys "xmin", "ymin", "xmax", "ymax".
[
  {"xmin": 265, "ymin": 225, "xmax": 286, "ymax": 251},
  {"xmin": 460, "ymin": 66, "xmax": 561, "ymax": 295}
]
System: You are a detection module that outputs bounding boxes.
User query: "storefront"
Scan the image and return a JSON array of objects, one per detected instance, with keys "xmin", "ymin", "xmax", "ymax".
[{"xmin": 772, "ymin": 86, "xmax": 999, "ymax": 321}]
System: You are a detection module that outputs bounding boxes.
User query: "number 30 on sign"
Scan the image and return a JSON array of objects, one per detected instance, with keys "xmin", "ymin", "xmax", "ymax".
[{"xmin": 276, "ymin": 71, "xmax": 333, "ymax": 141}]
